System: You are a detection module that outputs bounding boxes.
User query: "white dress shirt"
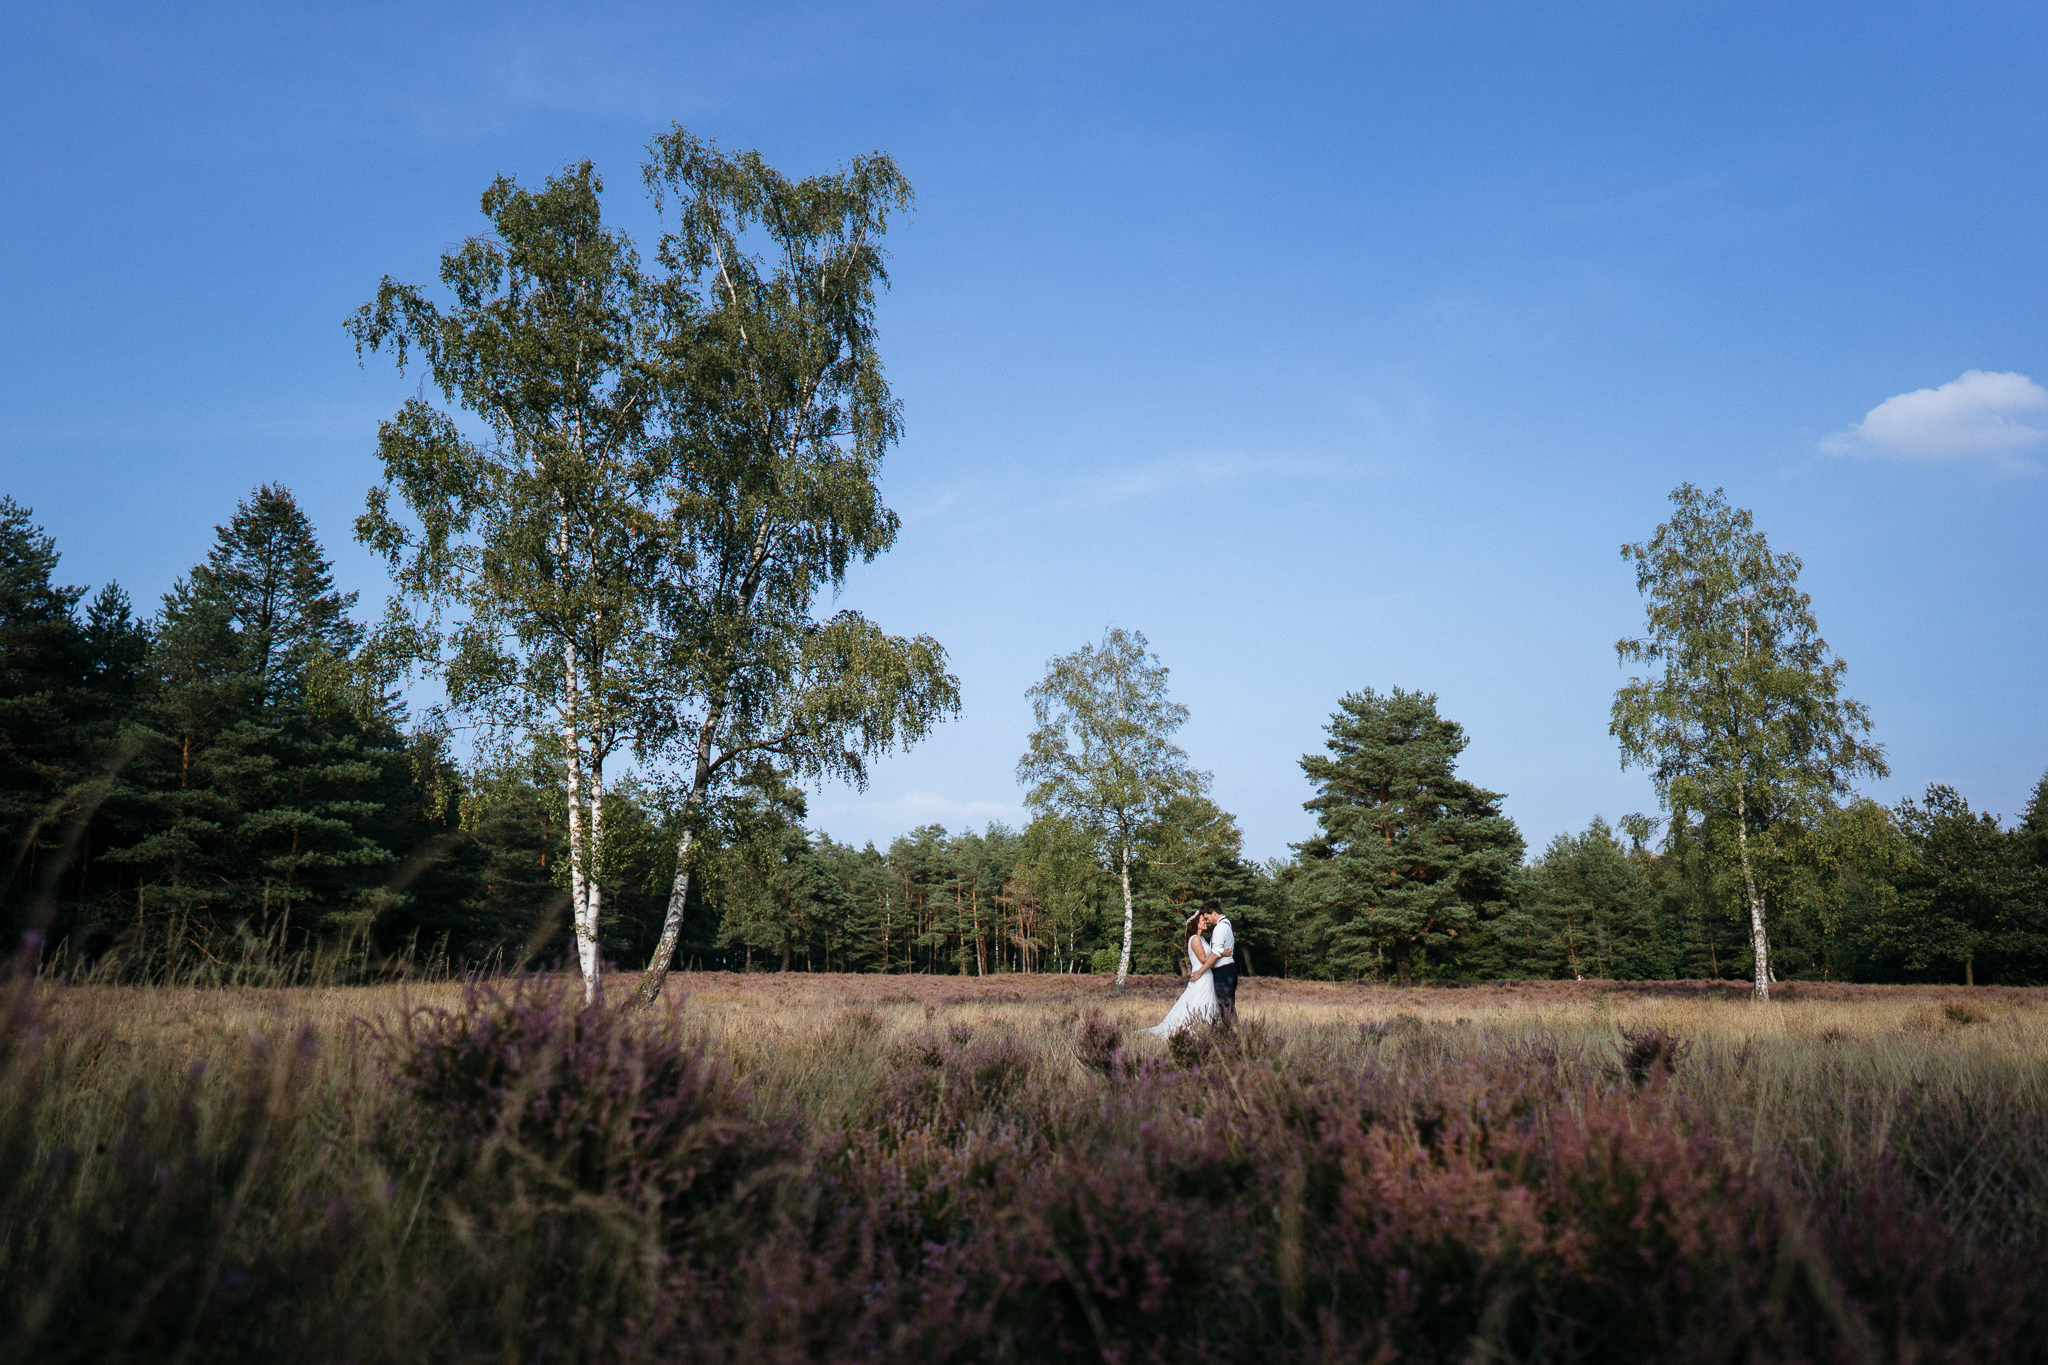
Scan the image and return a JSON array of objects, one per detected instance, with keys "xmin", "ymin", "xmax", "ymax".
[{"xmin": 1210, "ymin": 916, "xmax": 1234, "ymax": 966}]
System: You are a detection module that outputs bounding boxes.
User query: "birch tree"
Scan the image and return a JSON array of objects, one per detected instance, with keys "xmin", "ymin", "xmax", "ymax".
[
  {"xmin": 349, "ymin": 162, "xmax": 664, "ymax": 1003},
  {"xmin": 1612, "ymin": 484, "xmax": 1887, "ymax": 1000},
  {"xmin": 1017, "ymin": 628, "xmax": 1206, "ymax": 986},
  {"xmin": 631, "ymin": 128, "xmax": 959, "ymax": 1007}
]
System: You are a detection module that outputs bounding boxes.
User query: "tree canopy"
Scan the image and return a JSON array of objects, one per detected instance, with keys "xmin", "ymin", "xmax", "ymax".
[
  {"xmin": 1018, "ymin": 627, "xmax": 1208, "ymax": 986},
  {"xmin": 1613, "ymin": 483, "xmax": 1887, "ymax": 999},
  {"xmin": 1292, "ymin": 687, "xmax": 1523, "ymax": 985}
]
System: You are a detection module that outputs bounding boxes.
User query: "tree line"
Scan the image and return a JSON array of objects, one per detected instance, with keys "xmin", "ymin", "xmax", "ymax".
[
  {"xmin": 5, "ymin": 127, "xmax": 2042, "ymax": 990},
  {"xmin": 4, "ymin": 485, "xmax": 2044, "ymax": 987}
]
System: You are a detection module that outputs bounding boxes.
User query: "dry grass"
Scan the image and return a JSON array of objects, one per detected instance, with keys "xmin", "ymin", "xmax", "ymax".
[
  {"xmin": 9, "ymin": 972, "xmax": 2048, "ymax": 1363},
  {"xmin": 42, "ymin": 971, "xmax": 2048, "ymax": 1124}
]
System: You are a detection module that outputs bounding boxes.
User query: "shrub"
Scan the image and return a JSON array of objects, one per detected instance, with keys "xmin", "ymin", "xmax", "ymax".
[
  {"xmin": 1943, "ymin": 998, "xmax": 1990, "ymax": 1026},
  {"xmin": 377, "ymin": 981, "xmax": 788, "ymax": 1242},
  {"xmin": 1615, "ymin": 1024, "xmax": 1693, "ymax": 1087},
  {"xmin": 1072, "ymin": 1007, "xmax": 1127, "ymax": 1078}
]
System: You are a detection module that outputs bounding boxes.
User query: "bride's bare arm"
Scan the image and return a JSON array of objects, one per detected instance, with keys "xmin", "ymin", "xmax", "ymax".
[{"xmin": 1187, "ymin": 935, "xmax": 1214, "ymax": 979}]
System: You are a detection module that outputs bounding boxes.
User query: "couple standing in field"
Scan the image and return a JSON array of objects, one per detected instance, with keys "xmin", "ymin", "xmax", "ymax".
[{"xmin": 1144, "ymin": 898, "xmax": 1237, "ymax": 1036}]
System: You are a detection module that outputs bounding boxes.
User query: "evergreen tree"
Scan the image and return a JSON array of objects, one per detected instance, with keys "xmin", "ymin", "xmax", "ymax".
[
  {"xmin": 1, "ymin": 498, "xmax": 93, "ymax": 940},
  {"xmin": 1891, "ymin": 785, "xmax": 2044, "ymax": 986},
  {"xmin": 1504, "ymin": 818, "xmax": 1671, "ymax": 979},
  {"xmin": 2022, "ymin": 770, "xmax": 2048, "ymax": 872},
  {"xmin": 190, "ymin": 484, "xmax": 362, "ymax": 702},
  {"xmin": 1293, "ymin": 688, "xmax": 1524, "ymax": 985},
  {"xmin": 1134, "ymin": 794, "xmax": 1264, "ymax": 975},
  {"xmin": 102, "ymin": 487, "xmax": 413, "ymax": 949}
]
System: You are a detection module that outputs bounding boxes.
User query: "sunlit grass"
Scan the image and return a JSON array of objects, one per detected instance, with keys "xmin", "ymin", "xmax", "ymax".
[{"xmin": 6, "ymin": 972, "xmax": 2045, "ymax": 1362}]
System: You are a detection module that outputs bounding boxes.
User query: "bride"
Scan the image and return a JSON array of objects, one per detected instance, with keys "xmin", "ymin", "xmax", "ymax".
[{"xmin": 1144, "ymin": 912, "xmax": 1221, "ymax": 1036}]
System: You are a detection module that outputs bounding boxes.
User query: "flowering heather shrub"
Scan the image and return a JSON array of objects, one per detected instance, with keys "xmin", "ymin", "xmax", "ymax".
[
  {"xmin": 1072, "ymin": 1006, "xmax": 1128, "ymax": 1077},
  {"xmin": 5, "ymin": 975, "xmax": 2048, "ymax": 1363},
  {"xmin": 377, "ymin": 980, "xmax": 786, "ymax": 1233},
  {"xmin": 1615, "ymin": 1023, "xmax": 1693, "ymax": 1086},
  {"xmin": 875, "ymin": 1023, "xmax": 1039, "ymax": 1138}
]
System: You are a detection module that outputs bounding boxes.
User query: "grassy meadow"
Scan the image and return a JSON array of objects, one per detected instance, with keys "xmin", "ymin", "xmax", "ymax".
[{"xmin": 5, "ymin": 971, "xmax": 2047, "ymax": 1363}]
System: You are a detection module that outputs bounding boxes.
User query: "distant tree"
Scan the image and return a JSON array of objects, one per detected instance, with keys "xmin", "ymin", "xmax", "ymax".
[
  {"xmin": 1135, "ymin": 794, "xmax": 1262, "ymax": 974},
  {"xmin": 1018, "ymin": 628, "xmax": 1207, "ymax": 986},
  {"xmin": 632, "ymin": 127, "xmax": 959, "ymax": 1006},
  {"xmin": 1612, "ymin": 484, "xmax": 1887, "ymax": 1000},
  {"xmin": 2022, "ymin": 770, "xmax": 2048, "ymax": 872},
  {"xmin": 190, "ymin": 485, "xmax": 362, "ymax": 702},
  {"xmin": 1293, "ymin": 688, "xmax": 1523, "ymax": 986},
  {"xmin": 1514, "ymin": 818, "xmax": 1670, "ymax": 980},
  {"xmin": 1893, "ymin": 785, "xmax": 2044, "ymax": 986},
  {"xmin": 1011, "ymin": 813, "xmax": 1107, "ymax": 974}
]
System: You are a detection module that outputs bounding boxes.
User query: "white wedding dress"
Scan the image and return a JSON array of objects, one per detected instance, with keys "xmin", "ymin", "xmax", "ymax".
[{"xmin": 1144, "ymin": 935, "xmax": 1219, "ymax": 1036}]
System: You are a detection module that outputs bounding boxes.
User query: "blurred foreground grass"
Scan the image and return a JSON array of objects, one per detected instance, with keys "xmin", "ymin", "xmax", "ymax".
[{"xmin": 6, "ymin": 972, "xmax": 2046, "ymax": 1363}]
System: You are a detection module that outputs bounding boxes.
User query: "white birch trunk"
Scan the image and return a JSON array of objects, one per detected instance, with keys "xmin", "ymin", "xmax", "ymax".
[
  {"xmin": 1114, "ymin": 838, "xmax": 1134, "ymax": 987},
  {"xmin": 562, "ymin": 646, "xmax": 602, "ymax": 1006},
  {"xmin": 1735, "ymin": 784, "xmax": 1770, "ymax": 1001},
  {"xmin": 583, "ymin": 754, "xmax": 605, "ymax": 1004},
  {"xmin": 635, "ymin": 824, "xmax": 695, "ymax": 1007}
]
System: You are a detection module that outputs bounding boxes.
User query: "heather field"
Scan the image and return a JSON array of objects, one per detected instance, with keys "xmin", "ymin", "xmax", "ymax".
[{"xmin": 6, "ymin": 974, "xmax": 2048, "ymax": 1364}]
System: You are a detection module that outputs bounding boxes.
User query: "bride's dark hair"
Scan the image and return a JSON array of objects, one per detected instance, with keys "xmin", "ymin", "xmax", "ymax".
[{"xmin": 1183, "ymin": 911, "xmax": 1205, "ymax": 937}]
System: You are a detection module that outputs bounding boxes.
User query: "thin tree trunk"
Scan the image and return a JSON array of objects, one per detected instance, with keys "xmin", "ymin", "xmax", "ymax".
[
  {"xmin": 973, "ymin": 885, "xmax": 986, "ymax": 976},
  {"xmin": 637, "ymin": 824, "xmax": 696, "ymax": 1007},
  {"xmin": 1393, "ymin": 937, "xmax": 1412, "ymax": 987},
  {"xmin": 584, "ymin": 758, "xmax": 605, "ymax": 1002},
  {"xmin": 1734, "ymin": 784, "xmax": 1770, "ymax": 1001},
  {"xmin": 563, "ymin": 692, "xmax": 599, "ymax": 1004},
  {"xmin": 637, "ymin": 706, "xmax": 721, "ymax": 1007},
  {"xmin": 1114, "ymin": 838, "xmax": 1134, "ymax": 986}
]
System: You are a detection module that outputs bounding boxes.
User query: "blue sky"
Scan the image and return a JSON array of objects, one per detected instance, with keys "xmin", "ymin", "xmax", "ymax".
[{"xmin": 3, "ymin": 1, "xmax": 2044, "ymax": 860}]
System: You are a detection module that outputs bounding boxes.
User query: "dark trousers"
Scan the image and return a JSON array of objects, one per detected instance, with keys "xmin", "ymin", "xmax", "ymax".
[{"xmin": 1211, "ymin": 963, "xmax": 1238, "ymax": 1019}]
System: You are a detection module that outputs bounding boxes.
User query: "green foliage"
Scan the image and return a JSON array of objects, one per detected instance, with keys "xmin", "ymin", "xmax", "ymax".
[
  {"xmin": 350, "ymin": 158, "xmax": 675, "ymax": 995},
  {"xmin": 1130, "ymin": 794, "xmax": 1266, "ymax": 974},
  {"xmin": 1018, "ymin": 627, "xmax": 1207, "ymax": 984},
  {"xmin": 632, "ymin": 127, "xmax": 959, "ymax": 1003},
  {"xmin": 0, "ymin": 497, "xmax": 140, "ymax": 942},
  {"xmin": 1819, "ymin": 785, "xmax": 2048, "ymax": 985},
  {"xmin": 1613, "ymin": 484, "xmax": 1887, "ymax": 998},
  {"xmin": 1489, "ymin": 818, "xmax": 1673, "ymax": 980},
  {"xmin": 1292, "ymin": 687, "xmax": 1524, "ymax": 985},
  {"xmin": 0, "ymin": 490, "xmax": 554, "ymax": 977}
]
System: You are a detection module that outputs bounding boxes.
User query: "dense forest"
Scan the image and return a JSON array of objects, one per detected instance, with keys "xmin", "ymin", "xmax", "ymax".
[{"xmin": 5, "ymin": 486, "xmax": 2045, "ymax": 987}]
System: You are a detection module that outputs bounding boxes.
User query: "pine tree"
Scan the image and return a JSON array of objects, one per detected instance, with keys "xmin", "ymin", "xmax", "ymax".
[
  {"xmin": 1892, "ymin": 785, "xmax": 2044, "ymax": 986},
  {"xmin": 0, "ymin": 498, "xmax": 92, "ymax": 938},
  {"xmin": 1135, "ymin": 795, "xmax": 1263, "ymax": 975},
  {"xmin": 1515, "ymin": 818, "xmax": 1671, "ymax": 980},
  {"xmin": 191, "ymin": 484, "xmax": 362, "ymax": 701},
  {"xmin": 104, "ymin": 487, "xmax": 409, "ymax": 948},
  {"xmin": 1293, "ymin": 688, "xmax": 1524, "ymax": 985},
  {"xmin": 2022, "ymin": 770, "xmax": 2048, "ymax": 872}
]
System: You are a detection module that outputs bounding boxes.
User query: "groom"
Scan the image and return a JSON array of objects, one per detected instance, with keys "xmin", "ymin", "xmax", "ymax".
[{"xmin": 1200, "ymin": 899, "xmax": 1237, "ymax": 1021}]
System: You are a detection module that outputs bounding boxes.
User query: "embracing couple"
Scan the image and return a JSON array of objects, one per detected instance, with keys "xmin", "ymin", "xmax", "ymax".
[{"xmin": 1144, "ymin": 898, "xmax": 1236, "ymax": 1036}]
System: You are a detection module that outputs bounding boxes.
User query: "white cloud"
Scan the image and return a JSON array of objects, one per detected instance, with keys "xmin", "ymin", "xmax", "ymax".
[
  {"xmin": 1821, "ymin": 370, "xmax": 2048, "ymax": 472},
  {"xmin": 806, "ymin": 789, "xmax": 1027, "ymax": 847}
]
